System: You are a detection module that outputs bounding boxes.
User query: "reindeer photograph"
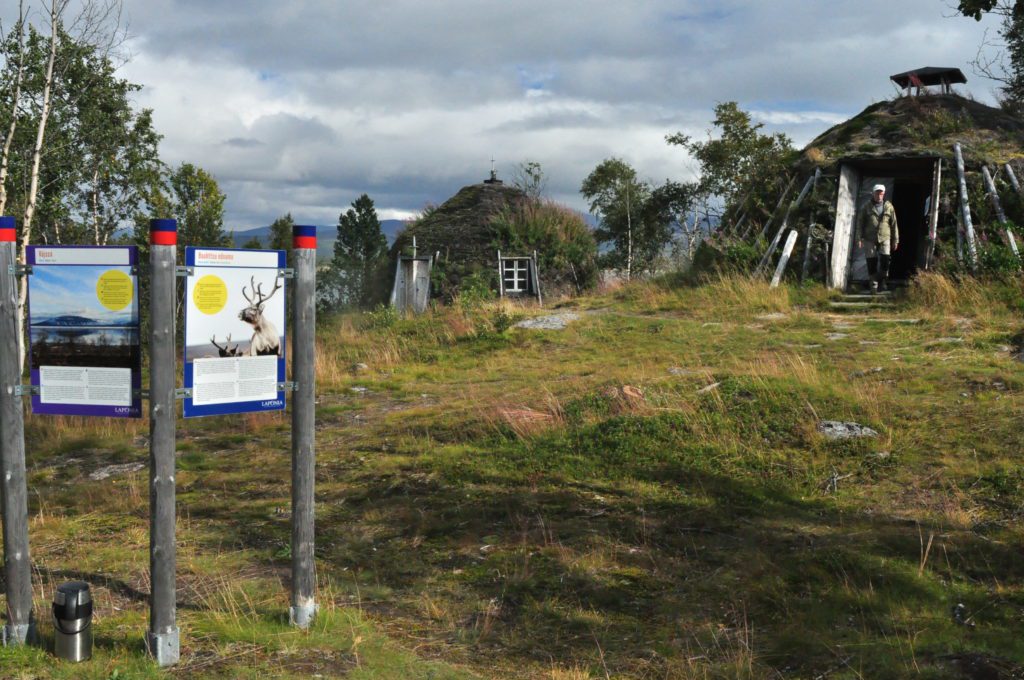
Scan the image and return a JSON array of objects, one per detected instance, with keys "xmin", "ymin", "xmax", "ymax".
[{"xmin": 185, "ymin": 267, "xmax": 286, "ymax": 363}]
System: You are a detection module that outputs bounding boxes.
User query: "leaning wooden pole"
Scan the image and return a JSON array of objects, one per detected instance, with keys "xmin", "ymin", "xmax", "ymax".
[
  {"xmin": 290, "ymin": 224, "xmax": 318, "ymax": 628},
  {"xmin": 751, "ymin": 174, "xmax": 796, "ymax": 242},
  {"xmin": 771, "ymin": 229, "xmax": 799, "ymax": 288},
  {"xmin": 1005, "ymin": 163, "xmax": 1021, "ymax": 194},
  {"xmin": 0, "ymin": 216, "xmax": 34, "ymax": 647},
  {"xmin": 757, "ymin": 169, "xmax": 819, "ymax": 276},
  {"xmin": 982, "ymin": 165, "xmax": 1021, "ymax": 261},
  {"xmin": 723, "ymin": 187, "xmax": 753, "ymax": 236},
  {"xmin": 925, "ymin": 159, "xmax": 942, "ymax": 269},
  {"xmin": 953, "ymin": 144, "xmax": 979, "ymax": 272},
  {"xmin": 801, "ymin": 225, "xmax": 816, "ymax": 283},
  {"xmin": 147, "ymin": 218, "xmax": 179, "ymax": 666}
]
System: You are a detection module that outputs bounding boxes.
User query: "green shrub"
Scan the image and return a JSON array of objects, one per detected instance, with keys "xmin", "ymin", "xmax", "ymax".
[
  {"xmin": 456, "ymin": 271, "xmax": 496, "ymax": 308},
  {"xmin": 362, "ymin": 304, "xmax": 398, "ymax": 330}
]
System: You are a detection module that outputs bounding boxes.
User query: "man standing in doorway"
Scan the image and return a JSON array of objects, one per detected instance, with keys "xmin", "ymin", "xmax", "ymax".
[{"xmin": 857, "ymin": 184, "xmax": 899, "ymax": 292}]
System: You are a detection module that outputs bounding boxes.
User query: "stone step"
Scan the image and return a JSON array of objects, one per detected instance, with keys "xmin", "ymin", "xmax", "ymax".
[
  {"xmin": 828, "ymin": 300, "xmax": 892, "ymax": 311},
  {"xmin": 841, "ymin": 292, "xmax": 893, "ymax": 302}
]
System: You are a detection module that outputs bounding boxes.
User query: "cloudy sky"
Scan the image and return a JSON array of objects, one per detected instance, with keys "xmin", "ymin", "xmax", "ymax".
[{"xmin": 9, "ymin": 1, "xmax": 1008, "ymax": 229}]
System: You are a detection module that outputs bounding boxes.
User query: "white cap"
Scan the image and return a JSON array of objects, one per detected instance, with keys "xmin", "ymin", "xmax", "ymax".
[{"xmin": 872, "ymin": 184, "xmax": 886, "ymax": 193}]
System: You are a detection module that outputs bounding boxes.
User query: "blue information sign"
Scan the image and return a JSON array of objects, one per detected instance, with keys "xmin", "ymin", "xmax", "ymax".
[{"xmin": 182, "ymin": 247, "xmax": 287, "ymax": 418}]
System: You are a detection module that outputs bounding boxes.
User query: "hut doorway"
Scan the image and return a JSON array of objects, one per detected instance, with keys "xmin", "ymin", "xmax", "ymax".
[
  {"xmin": 829, "ymin": 156, "xmax": 940, "ymax": 290},
  {"xmin": 890, "ymin": 179, "xmax": 929, "ymax": 281}
]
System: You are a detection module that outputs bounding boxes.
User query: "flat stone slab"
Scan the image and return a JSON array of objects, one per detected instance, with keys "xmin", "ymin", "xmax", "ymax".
[
  {"xmin": 515, "ymin": 312, "xmax": 581, "ymax": 330},
  {"xmin": 826, "ymin": 333, "xmax": 849, "ymax": 341},
  {"xmin": 817, "ymin": 421, "xmax": 879, "ymax": 440},
  {"xmin": 756, "ymin": 313, "xmax": 787, "ymax": 321},
  {"xmin": 89, "ymin": 462, "xmax": 146, "ymax": 481}
]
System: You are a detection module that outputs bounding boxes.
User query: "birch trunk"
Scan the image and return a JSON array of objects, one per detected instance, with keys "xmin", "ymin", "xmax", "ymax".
[
  {"xmin": 92, "ymin": 167, "xmax": 101, "ymax": 244},
  {"xmin": 17, "ymin": 1, "xmax": 61, "ymax": 370},
  {"xmin": 625, "ymin": 184, "xmax": 632, "ymax": 281},
  {"xmin": 0, "ymin": 4, "xmax": 27, "ymax": 216}
]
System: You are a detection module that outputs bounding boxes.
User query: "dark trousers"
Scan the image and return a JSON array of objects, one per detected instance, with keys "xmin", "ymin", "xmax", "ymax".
[{"xmin": 866, "ymin": 254, "xmax": 891, "ymax": 284}]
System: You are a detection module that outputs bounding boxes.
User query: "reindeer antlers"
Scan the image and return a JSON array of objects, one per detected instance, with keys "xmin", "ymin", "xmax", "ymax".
[
  {"xmin": 210, "ymin": 333, "xmax": 235, "ymax": 350},
  {"xmin": 242, "ymin": 275, "xmax": 282, "ymax": 307}
]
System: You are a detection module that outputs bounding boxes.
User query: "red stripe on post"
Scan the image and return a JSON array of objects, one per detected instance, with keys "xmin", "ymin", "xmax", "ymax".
[
  {"xmin": 293, "ymin": 235, "xmax": 316, "ymax": 249},
  {"xmin": 150, "ymin": 231, "xmax": 177, "ymax": 246},
  {"xmin": 0, "ymin": 228, "xmax": 15, "ymax": 242}
]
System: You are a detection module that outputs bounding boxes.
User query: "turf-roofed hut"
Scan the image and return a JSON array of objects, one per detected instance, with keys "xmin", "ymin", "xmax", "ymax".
[
  {"xmin": 390, "ymin": 172, "xmax": 597, "ymax": 302},
  {"xmin": 711, "ymin": 68, "xmax": 1024, "ymax": 289}
]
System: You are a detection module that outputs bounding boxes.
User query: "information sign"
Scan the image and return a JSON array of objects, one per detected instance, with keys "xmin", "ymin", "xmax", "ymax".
[
  {"xmin": 183, "ymin": 247, "xmax": 286, "ymax": 417},
  {"xmin": 26, "ymin": 245, "xmax": 142, "ymax": 417}
]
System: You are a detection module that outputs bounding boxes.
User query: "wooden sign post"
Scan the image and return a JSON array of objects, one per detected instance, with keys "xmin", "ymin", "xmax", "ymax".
[
  {"xmin": 0, "ymin": 216, "xmax": 35, "ymax": 646},
  {"xmin": 290, "ymin": 225, "xmax": 318, "ymax": 628},
  {"xmin": 146, "ymin": 218, "xmax": 179, "ymax": 666}
]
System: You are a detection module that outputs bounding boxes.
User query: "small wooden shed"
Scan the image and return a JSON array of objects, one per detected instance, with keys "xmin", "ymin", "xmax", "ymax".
[{"xmin": 390, "ymin": 255, "xmax": 433, "ymax": 314}]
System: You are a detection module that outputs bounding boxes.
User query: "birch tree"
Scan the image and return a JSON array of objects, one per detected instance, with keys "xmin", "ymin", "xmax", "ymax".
[
  {"xmin": 0, "ymin": 0, "xmax": 131, "ymax": 367},
  {"xmin": 581, "ymin": 158, "xmax": 670, "ymax": 280},
  {"xmin": 0, "ymin": 2, "xmax": 27, "ymax": 216}
]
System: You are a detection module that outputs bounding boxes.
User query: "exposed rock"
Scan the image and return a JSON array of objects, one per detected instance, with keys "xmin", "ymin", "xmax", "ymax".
[
  {"xmin": 515, "ymin": 312, "xmax": 580, "ymax": 330},
  {"xmin": 826, "ymin": 333, "xmax": 849, "ymax": 341},
  {"xmin": 696, "ymin": 382, "xmax": 722, "ymax": 395},
  {"xmin": 352, "ymin": 363, "xmax": 369, "ymax": 373},
  {"xmin": 668, "ymin": 366, "xmax": 703, "ymax": 376},
  {"xmin": 89, "ymin": 462, "xmax": 146, "ymax": 481},
  {"xmin": 756, "ymin": 313, "xmax": 787, "ymax": 321},
  {"xmin": 817, "ymin": 421, "xmax": 878, "ymax": 440},
  {"xmin": 867, "ymin": 318, "xmax": 921, "ymax": 324}
]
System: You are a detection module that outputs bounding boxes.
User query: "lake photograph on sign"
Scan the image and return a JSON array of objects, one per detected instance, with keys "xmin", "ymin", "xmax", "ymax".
[
  {"xmin": 29, "ymin": 266, "xmax": 139, "ymax": 368},
  {"xmin": 25, "ymin": 246, "xmax": 142, "ymax": 417}
]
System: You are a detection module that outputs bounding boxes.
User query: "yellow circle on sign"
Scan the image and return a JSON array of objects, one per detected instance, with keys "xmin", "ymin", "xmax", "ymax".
[
  {"xmin": 193, "ymin": 275, "xmax": 228, "ymax": 315},
  {"xmin": 95, "ymin": 270, "xmax": 133, "ymax": 311}
]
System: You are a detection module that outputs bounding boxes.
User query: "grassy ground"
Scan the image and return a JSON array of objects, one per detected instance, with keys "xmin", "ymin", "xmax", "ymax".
[{"xmin": 2, "ymin": 272, "xmax": 1024, "ymax": 678}]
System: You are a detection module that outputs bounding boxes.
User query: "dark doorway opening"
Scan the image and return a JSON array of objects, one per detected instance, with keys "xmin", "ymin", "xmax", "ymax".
[{"xmin": 890, "ymin": 180, "xmax": 928, "ymax": 281}]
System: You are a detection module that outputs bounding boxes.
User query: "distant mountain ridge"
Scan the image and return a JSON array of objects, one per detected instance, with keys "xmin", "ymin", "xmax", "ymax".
[
  {"xmin": 231, "ymin": 219, "xmax": 407, "ymax": 259},
  {"xmin": 34, "ymin": 314, "xmax": 134, "ymax": 327}
]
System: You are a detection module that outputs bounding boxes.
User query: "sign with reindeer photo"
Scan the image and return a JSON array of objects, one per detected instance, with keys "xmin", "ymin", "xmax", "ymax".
[
  {"xmin": 183, "ymin": 247, "xmax": 287, "ymax": 418},
  {"xmin": 25, "ymin": 245, "xmax": 142, "ymax": 418}
]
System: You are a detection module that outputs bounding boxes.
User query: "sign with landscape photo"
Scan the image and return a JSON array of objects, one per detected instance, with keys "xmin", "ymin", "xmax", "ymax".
[
  {"xmin": 26, "ymin": 246, "xmax": 142, "ymax": 418},
  {"xmin": 183, "ymin": 247, "xmax": 287, "ymax": 418}
]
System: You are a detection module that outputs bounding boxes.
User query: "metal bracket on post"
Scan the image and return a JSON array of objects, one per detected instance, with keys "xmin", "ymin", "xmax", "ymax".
[
  {"xmin": 145, "ymin": 628, "xmax": 180, "ymax": 667},
  {"xmin": 277, "ymin": 381, "xmax": 297, "ymax": 392},
  {"xmin": 8, "ymin": 264, "xmax": 31, "ymax": 277},
  {"xmin": 13, "ymin": 385, "xmax": 39, "ymax": 397},
  {"xmin": 174, "ymin": 388, "xmax": 192, "ymax": 400},
  {"xmin": 174, "ymin": 266, "xmax": 193, "ymax": 278},
  {"xmin": 278, "ymin": 268, "xmax": 295, "ymax": 279}
]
